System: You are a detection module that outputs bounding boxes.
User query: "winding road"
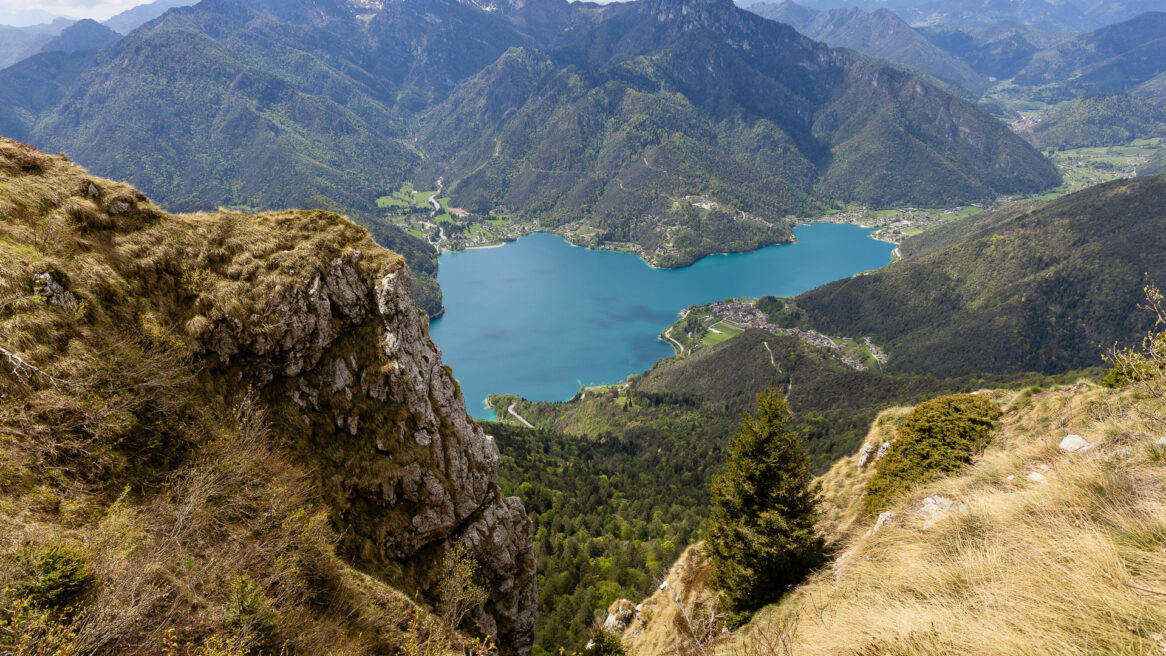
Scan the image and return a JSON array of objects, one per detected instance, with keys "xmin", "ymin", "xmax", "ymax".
[{"xmin": 508, "ymin": 402, "xmax": 534, "ymax": 428}]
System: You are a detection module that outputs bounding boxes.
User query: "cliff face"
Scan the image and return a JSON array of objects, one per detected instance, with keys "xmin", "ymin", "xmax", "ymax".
[
  {"xmin": 0, "ymin": 138, "xmax": 535, "ymax": 654},
  {"xmin": 190, "ymin": 235, "xmax": 537, "ymax": 652}
]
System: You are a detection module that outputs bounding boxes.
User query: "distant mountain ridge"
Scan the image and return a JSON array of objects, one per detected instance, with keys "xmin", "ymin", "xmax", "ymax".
[
  {"xmin": 774, "ymin": 0, "xmax": 1161, "ymax": 31},
  {"xmin": 746, "ymin": 1, "xmax": 990, "ymax": 94},
  {"xmin": 0, "ymin": 0, "xmax": 1057, "ymax": 270},
  {"xmin": 920, "ymin": 11, "xmax": 1166, "ymax": 101},
  {"xmin": 102, "ymin": 0, "xmax": 197, "ymax": 34},
  {"xmin": 38, "ymin": 19, "xmax": 121, "ymax": 55},
  {"xmin": 0, "ymin": 18, "xmax": 74, "ymax": 68}
]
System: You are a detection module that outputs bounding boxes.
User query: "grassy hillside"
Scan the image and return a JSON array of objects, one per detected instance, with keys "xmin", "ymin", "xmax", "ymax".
[
  {"xmin": 0, "ymin": 138, "xmax": 512, "ymax": 654},
  {"xmin": 775, "ymin": 175, "xmax": 1166, "ymax": 378},
  {"xmin": 623, "ymin": 378, "xmax": 1166, "ymax": 655},
  {"xmin": 489, "ymin": 326, "xmax": 1085, "ymax": 653}
]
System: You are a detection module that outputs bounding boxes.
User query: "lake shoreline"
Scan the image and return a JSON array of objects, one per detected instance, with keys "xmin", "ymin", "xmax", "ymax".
[{"xmin": 430, "ymin": 225, "xmax": 895, "ymax": 419}]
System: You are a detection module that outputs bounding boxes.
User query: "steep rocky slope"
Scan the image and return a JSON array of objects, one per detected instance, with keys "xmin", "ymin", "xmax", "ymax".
[{"xmin": 0, "ymin": 138, "xmax": 534, "ymax": 654}]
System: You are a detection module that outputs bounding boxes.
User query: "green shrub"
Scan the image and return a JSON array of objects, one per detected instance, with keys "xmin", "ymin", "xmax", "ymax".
[
  {"xmin": 5, "ymin": 542, "xmax": 95, "ymax": 610},
  {"xmin": 223, "ymin": 574, "xmax": 279, "ymax": 644},
  {"xmin": 585, "ymin": 628, "xmax": 626, "ymax": 656},
  {"xmin": 864, "ymin": 394, "xmax": 1002, "ymax": 515}
]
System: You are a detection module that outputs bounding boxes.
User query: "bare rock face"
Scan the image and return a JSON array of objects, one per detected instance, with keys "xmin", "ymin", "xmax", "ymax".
[{"xmin": 193, "ymin": 250, "xmax": 535, "ymax": 654}]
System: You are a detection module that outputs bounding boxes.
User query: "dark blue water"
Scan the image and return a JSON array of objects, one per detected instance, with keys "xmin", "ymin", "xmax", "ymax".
[{"xmin": 429, "ymin": 224, "xmax": 894, "ymax": 418}]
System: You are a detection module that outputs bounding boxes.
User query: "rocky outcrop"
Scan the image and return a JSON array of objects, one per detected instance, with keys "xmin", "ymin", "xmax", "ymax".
[
  {"xmin": 602, "ymin": 599, "xmax": 636, "ymax": 633},
  {"xmin": 192, "ymin": 241, "xmax": 535, "ymax": 653}
]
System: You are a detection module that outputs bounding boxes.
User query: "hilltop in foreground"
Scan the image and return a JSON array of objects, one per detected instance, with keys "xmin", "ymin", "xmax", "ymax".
[
  {"xmin": 0, "ymin": 139, "xmax": 535, "ymax": 654},
  {"xmin": 614, "ymin": 375, "xmax": 1166, "ymax": 655}
]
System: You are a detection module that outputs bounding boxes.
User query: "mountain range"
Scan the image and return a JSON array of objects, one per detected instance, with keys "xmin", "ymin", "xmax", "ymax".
[
  {"xmin": 0, "ymin": 1, "xmax": 198, "ymax": 68},
  {"xmin": 0, "ymin": 0, "xmax": 1059, "ymax": 274},
  {"xmin": 922, "ymin": 11, "xmax": 1166, "ymax": 102},
  {"xmin": 779, "ymin": 0, "xmax": 1163, "ymax": 32},
  {"xmin": 744, "ymin": 1, "xmax": 1166, "ymax": 110},
  {"xmin": 746, "ymin": 1, "xmax": 990, "ymax": 94}
]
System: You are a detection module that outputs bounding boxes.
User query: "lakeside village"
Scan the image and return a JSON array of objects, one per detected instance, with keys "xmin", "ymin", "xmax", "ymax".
[{"xmin": 673, "ymin": 300, "xmax": 889, "ymax": 371}]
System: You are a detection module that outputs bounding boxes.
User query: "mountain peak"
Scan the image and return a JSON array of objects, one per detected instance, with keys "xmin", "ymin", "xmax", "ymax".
[{"xmin": 38, "ymin": 17, "xmax": 120, "ymax": 54}]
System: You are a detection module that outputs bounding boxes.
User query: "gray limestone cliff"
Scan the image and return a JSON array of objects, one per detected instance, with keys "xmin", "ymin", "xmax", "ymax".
[{"xmin": 186, "ymin": 217, "xmax": 536, "ymax": 654}]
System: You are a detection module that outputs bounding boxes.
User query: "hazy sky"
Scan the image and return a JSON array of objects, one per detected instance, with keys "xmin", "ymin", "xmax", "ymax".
[{"xmin": 0, "ymin": 0, "xmax": 144, "ymax": 22}]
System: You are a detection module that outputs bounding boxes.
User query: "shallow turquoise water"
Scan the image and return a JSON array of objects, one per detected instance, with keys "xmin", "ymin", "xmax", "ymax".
[{"xmin": 429, "ymin": 224, "xmax": 894, "ymax": 418}]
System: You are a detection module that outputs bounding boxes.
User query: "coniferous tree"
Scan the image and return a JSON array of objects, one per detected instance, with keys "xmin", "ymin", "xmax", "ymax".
[{"xmin": 704, "ymin": 386, "xmax": 825, "ymax": 621}]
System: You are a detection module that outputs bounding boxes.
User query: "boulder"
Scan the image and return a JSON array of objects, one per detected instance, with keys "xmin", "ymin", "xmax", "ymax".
[
  {"xmin": 864, "ymin": 510, "xmax": 895, "ymax": 537},
  {"xmin": 1027, "ymin": 471, "xmax": 1048, "ymax": 484},
  {"xmin": 32, "ymin": 272, "xmax": 78, "ymax": 310},
  {"xmin": 856, "ymin": 442, "xmax": 876, "ymax": 469},
  {"xmin": 1059, "ymin": 434, "xmax": 1092, "ymax": 453}
]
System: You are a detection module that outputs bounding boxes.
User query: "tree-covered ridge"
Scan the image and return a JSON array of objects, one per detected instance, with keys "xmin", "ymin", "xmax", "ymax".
[
  {"xmin": 1027, "ymin": 95, "xmax": 1166, "ymax": 148},
  {"xmin": 418, "ymin": 0, "xmax": 1059, "ymax": 261},
  {"xmin": 772, "ymin": 175, "xmax": 1166, "ymax": 378}
]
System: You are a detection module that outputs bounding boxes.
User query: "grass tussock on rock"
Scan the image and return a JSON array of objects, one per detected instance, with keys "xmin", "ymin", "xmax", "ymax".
[
  {"xmin": 0, "ymin": 138, "xmax": 523, "ymax": 655},
  {"xmin": 621, "ymin": 376, "xmax": 1166, "ymax": 655}
]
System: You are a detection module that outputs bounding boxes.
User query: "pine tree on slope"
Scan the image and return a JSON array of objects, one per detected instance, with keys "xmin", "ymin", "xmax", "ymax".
[{"xmin": 704, "ymin": 386, "xmax": 826, "ymax": 622}]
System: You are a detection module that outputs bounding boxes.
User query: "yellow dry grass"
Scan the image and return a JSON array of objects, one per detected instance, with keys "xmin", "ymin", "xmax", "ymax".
[{"xmin": 738, "ymin": 383, "xmax": 1166, "ymax": 655}]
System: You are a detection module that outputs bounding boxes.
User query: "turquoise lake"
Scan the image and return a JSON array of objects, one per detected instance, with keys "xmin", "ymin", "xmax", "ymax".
[{"xmin": 428, "ymin": 223, "xmax": 895, "ymax": 419}]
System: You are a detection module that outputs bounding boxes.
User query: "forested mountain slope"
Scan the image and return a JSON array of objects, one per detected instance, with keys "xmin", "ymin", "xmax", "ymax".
[
  {"xmin": 778, "ymin": 175, "xmax": 1166, "ymax": 377},
  {"xmin": 1026, "ymin": 94, "xmax": 1166, "ymax": 148},
  {"xmin": 0, "ymin": 0, "xmax": 1058, "ymax": 273},
  {"xmin": 418, "ymin": 0, "xmax": 1058, "ymax": 264}
]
